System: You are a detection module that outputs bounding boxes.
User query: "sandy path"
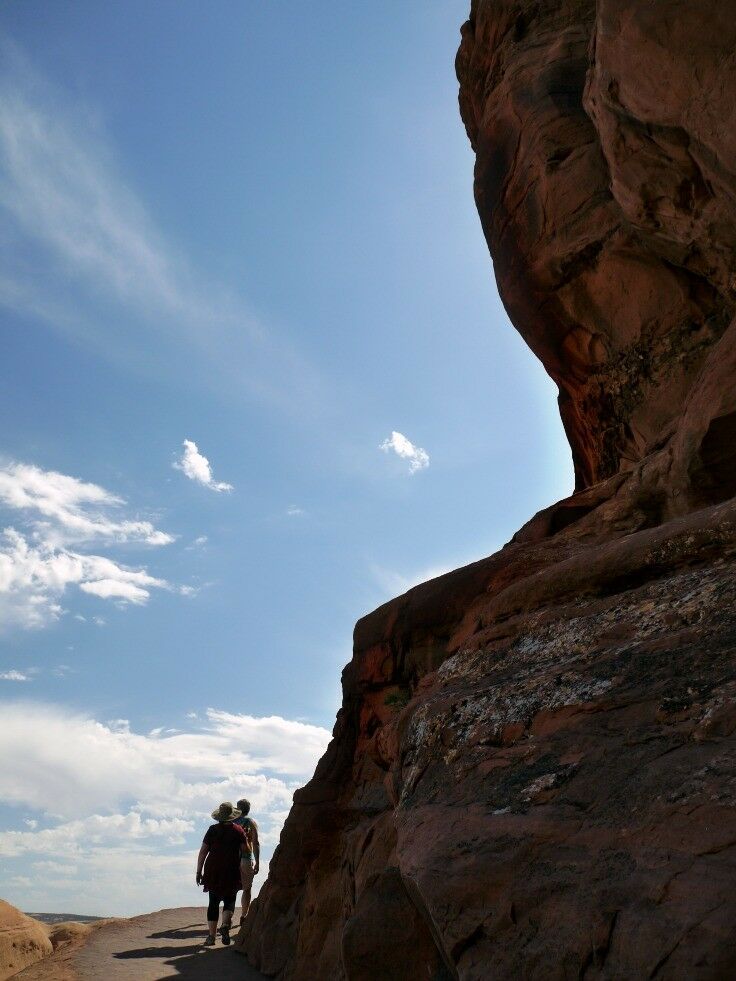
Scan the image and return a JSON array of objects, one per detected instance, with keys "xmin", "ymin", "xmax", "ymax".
[{"xmin": 16, "ymin": 908, "xmax": 265, "ymax": 981}]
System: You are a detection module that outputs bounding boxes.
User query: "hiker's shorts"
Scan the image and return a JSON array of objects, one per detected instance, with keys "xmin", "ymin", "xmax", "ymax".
[{"xmin": 241, "ymin": 859, "xmax": 255, "ymax": 888}]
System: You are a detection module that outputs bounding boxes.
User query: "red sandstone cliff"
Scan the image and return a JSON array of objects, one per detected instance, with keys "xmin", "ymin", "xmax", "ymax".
[{"xmin": 237, "ymin": 2, "xmax": 736, "ymax": 977}]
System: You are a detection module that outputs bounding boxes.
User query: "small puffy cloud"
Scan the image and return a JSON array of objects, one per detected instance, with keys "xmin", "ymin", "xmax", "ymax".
[
  {"xmin": 80, "ymin": 578, "xmax": 156, "ymax": 604},
  {"xmin": 174, "ymin": 440, "xmax": 232, "ymax": 493},
  {"xmin": 184, "ymin": 536, "xmax": 207, "ymax": 552},
  {"xmin": 0, "ymin": 670, "xmax": 29, "ymax": 681},
  {"xmin": 379, "ymin": 431, "xmax": 429, "ymax": 474},
  {"xmin": 286, "ymin": 505, "xmax": 304, "ymax": 517}
]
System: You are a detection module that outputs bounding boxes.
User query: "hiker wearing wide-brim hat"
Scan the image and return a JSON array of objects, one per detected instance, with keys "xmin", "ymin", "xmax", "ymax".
[
  {"xmin": 196, "ymin": 802, "xmax": 250, "ymax": 947},
  {"xmin": 211, "ymin": 802, "xmax": 241, "ymax": 822}
]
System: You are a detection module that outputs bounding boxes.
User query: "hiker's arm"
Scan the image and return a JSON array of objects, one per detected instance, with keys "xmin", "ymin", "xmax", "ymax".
[
  {"xmin": 252, "ymin": 824, "xmax": 260, "ymax": 874},
  {"xmin": 196, "ymin": 842, "xmax": 209, "ymax": 885}
]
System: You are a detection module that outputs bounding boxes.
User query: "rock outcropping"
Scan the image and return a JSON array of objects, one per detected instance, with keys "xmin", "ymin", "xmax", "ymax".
[
  {"xmin": 459, "ymin": 0, "xmax": 736, "ymax": 493},
  {"xmin": 238, "ymin": 2, "xmax": 736, "ymax": 977},
  {"xmin": 0, "ymin": 902, "xmax": 52, "ymax": 981}
]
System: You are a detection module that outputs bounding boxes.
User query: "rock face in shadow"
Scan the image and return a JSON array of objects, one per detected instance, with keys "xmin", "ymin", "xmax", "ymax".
[{"xmin": 237, "ymin": 2, "xmax": 736, "ymax": 978}]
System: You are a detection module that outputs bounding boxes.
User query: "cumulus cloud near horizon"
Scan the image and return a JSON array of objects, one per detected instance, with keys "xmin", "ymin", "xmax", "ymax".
[
  {"xmin": 0, "ymin": 701, "xmax": 331, "ymax": 915},
  {"xmin": 174, "ymin": 440, "xmax": 233, "ymax": 493},
  {"xmin": 379, "ymin": 431, "xmax": 430, "ymax": 474},
  {"xmin": 0, "ymin": 459, "xmax": 177, "ymax": 631}
]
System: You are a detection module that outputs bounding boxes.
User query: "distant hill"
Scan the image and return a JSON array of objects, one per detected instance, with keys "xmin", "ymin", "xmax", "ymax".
[{"xmin": 24, "ymin": 912, "xmax": 104, "ymax": 925}]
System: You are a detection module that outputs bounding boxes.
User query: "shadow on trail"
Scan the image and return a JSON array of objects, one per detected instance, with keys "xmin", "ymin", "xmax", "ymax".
[
  {"xmin": 148, "ymin": 927, "xmax": 205, "ymax": 940},
  {"xmin": 113, "ymin": 940, "xmax": 258, "ymax": 978},
  {"xmin": 115, "ymin": 944, "xmax": 201, "ymax": 959},
  {"xmin": 74, "ymin": 908, "xmax": 265, "ymax": 979}
]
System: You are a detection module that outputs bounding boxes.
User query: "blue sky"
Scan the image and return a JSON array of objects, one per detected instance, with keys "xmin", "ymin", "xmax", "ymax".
[{"xmin": 0, "ymin": 1, "xmax": 572, "ymax": 915}]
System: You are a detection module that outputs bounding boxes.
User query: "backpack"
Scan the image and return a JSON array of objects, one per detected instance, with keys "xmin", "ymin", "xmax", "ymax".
[{"xmin": 238, "ymin": 816, "xmax": 255, "ymax": 852}]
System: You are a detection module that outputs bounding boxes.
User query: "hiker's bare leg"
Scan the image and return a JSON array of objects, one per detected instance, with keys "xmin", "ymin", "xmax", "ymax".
[
  {"xmin": 222, "ymin": 908, "xmax": 233, "ymax": 928},
  {"xmin": 208, "ymin": 918, "xmax": 217, "ymax": 939},
  {"xmin": 241, "ymin": 864, "xmax": 255, "ymax": 921},
  {"xmin": 241, "ymin": 882, "xmax": 253, "ymax": 919}
]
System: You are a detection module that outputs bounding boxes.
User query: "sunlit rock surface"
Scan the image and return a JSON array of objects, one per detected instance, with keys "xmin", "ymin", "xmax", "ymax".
[
  {"xmin": 0, "ymin": 902, "xmax": 52, "ymax": 981},
  {"xmin": 237, "ymin": 2, "xmax": 736, "ymax": 977}
]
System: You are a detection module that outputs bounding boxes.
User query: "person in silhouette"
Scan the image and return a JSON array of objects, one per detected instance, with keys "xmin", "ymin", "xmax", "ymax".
[
  {"xmin": 234, "ymin": 797, "xmax": 260, "ymax": 923},
  {"xmin": 196, "ymin": 801, "xmax": 249, "ymax": 946}
]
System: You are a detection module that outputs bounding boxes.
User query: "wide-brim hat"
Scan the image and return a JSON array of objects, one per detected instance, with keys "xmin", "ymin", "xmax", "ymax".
[{"xmin": 211, "ymin": 801, "xmax": 242, "ymax": 823}]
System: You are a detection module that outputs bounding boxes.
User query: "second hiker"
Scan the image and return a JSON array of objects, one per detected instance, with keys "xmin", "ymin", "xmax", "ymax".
[{"xmin": 234, "ymin": 797, "xmax": 260, "ymax": 923}]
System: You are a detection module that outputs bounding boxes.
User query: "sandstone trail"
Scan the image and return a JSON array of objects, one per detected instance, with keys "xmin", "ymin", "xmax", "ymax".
[
  {"xmin": 7, "ymin": 907, "xmax": 266, "ymax": 981},
  {"xmin": 231, "ymin": 1, "xmax": 736, "ymax": 978}
]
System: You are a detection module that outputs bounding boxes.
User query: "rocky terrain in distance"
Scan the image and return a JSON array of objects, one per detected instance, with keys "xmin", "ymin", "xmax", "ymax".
[{"xmin": 237, "ymin": 1, "xmax": 736, "ymax": 978}]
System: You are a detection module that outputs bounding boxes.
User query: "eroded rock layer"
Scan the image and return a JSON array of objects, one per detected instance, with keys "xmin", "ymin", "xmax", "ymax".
[{"xmin": 237, "ymin": 2, "xmax": 736, "ymax": 977}]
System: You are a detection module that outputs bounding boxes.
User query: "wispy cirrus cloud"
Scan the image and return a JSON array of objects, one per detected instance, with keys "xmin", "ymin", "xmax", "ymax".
[
  {"xmin": 0, "ymin": 459, "xmax": 178, "ymax": 631},
  {"xmin": 370, "ymin": 561, "xmax": 454, "ymax": 599},
  {"xmin": 0, "ymin": 40, "xmax": 323, "ymax": 414},
  {"xmin": 379, "ymin": 430, "xmax": 430, "ymax": 473},
  {"xmin": 0, "ymin": 702, "xmax": 331, "ymax": 914},
  {"xmin": 369, "ymin": 545, "xmax": 500, "ymax": 600},
  {"xmin": 174, "ymin": 440, "xmax": 233, "ymax": 493}
]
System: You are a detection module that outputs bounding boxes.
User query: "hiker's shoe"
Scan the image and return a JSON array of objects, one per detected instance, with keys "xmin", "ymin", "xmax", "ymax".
[
  {"xmin": 219, "ymin": 926, "xmax": 231, "ymax": 946},
  {"xmin": 203, "ymin": 936, "xmax": 215, "ymax": 947}
]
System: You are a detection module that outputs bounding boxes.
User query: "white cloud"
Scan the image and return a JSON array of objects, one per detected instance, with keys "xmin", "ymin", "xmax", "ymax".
[
  {"xmin": 379, "ymin": 431, "xmax": 430, "ymax": 473},
  {"xmin": 0, "ymin": 460, "xmax": 176, "ymax": 631},
  {"xmin": 174, "ymin": 440, "xmax": 233, "ymax": 493},
  {"xmin": 0, "ymin": 670, "xmax": 29, "ymax": 682},
  {"xmin": 0, "ymin": 528, "xmax": 171, "ymax": 630},
  {"xmin": 0, "ymin": 461, "xmax": 173, "ymax": 546},
  {"xmin": 286, "ymin": 505, "xmax": 304, "ymax": 517},
  {"xmin": 79, "ymin": 578, "xmax": 157, "ymax": 604},
  {"xmin": 0, "ymin": 701, "xmax": 331, "ymax": 915}
]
